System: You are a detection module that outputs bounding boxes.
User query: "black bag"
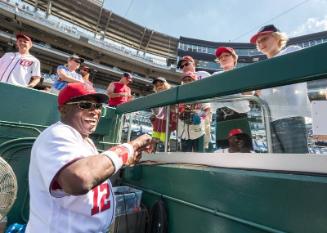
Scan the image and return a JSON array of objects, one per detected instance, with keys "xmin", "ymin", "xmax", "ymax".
[{"xmin": 150, "ymin": 198, "xmax": 168, "ymax": 233}]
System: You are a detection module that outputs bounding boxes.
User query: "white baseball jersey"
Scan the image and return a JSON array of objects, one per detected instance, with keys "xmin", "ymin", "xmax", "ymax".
[
  {"xmin": 195, "ymin": 70, "xmax": 211, "ymax": 80},
  {"xmin": 26, "ymin": 122, "xmax": 115, "ymax": 233},
  {"xmin": 0, "ymin": 52, "xmax": 41, "ymax": 86}
]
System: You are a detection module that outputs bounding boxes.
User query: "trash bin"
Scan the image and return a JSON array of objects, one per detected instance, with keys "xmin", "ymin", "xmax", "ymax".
[
  {"xmin": 110, "ymin": 186, "xmax": 146, "ymax": 233},
  {"xmin": 113, "ymin": 186, "xmax": 142, "ymax": 216}
]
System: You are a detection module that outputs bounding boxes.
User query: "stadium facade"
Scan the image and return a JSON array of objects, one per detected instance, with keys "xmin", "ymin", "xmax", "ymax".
[{"xmin": 0, "ymin": 0, "xmax": 327, "ymax": 96}]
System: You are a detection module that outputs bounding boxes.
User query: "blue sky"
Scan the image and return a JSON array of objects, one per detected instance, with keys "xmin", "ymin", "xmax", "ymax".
[{"xmin": 104, "ymin": 0, "xmax": 327, "ymax": 42}]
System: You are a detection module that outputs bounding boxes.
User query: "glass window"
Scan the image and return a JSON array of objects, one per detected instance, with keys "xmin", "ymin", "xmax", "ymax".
[{"xmin": 122, "ymin": 80, "xmax": 327, "ymax": 155}]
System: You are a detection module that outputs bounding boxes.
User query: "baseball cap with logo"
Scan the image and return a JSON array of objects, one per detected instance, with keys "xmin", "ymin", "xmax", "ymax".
[
  {"xmin": 215, "ymin": 47, "xmax": 236, "ymax": 58},
  {"xmin": 228, "ymin": 128, "xmax": 244, "ymax": 138},
  {"xmin": 58, "ymin": 83, "xmax": 108, "ymax": 107},
  {"xmin": 16, "ymin": 33, "xmax": 32, "ymax": 42},
  {"xmin": 177, "ymin": 56, "xmax": 195, "ymax": 68},
  {"xmin": 250, "ymin": 24, "xmax": 280, "ymax": 44}
]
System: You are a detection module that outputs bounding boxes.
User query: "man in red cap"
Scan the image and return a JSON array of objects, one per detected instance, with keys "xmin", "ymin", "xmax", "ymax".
[
  {"xmin": 26, "ymin": 82, "xmax": 154, "ymax": 233},
  {"xmin": 0, "ymin": 33, "xmax": 41, "ymax": 87},
  {"xmin": 107, "ymin": 72, "xmax": 134, "ymax": 107},
  {"xmin": 213, "ymin": 47, "xmax": 238, "ymax": 73},
  {"xmin": 215, "ymin": 128, "xmax": 253, "ymax": 153},
  {"xmin": 211, "ymin": 46, "xmax": 251, "ymax": 149}
]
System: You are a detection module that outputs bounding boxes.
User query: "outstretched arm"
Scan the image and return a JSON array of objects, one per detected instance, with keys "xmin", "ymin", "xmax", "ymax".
[{"xmin": 56, "ymin": 134, "xmax": 153, "ymax": 195}]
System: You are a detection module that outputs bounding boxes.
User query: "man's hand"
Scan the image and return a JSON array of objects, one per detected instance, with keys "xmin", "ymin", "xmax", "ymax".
[
  {"xmin": 127, "ymin": 134, "xmax": 155, "ymax": 165},
  {"xmin": 27, "ymin": 77, "xmax": 41, "ymax": 88}
]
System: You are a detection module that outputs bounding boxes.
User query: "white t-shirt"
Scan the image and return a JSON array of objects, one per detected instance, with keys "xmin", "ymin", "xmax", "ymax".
[
  {"xmin": 178, "ymin": 103, "xmax": 211, "ymax": 140},
  {"xmin": 259, "ymin": 46, "xmax": 311, "ymax": 121},
  {"xmin": 0, "ymin": 52, "xmax": 41, "ymax": 86},
  {"xmin": 211, "ymin": 71, "xmax": 250, "ymax": 114},
  {"xmin": 196, "ymin": 70, "xmax": 211, "ymax": 80},
  {"xmin": 26, "ymin": 122, "xmax": 115, "ymax": 233}
]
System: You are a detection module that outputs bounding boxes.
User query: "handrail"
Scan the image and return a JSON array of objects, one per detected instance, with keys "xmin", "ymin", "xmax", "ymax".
[
  {"xmin": 164, "ymin": 106, "xmax": 170, "ymax": 152},
  {"xmin": 162, "ymin": 95, "xmax": 273, "ymax": 153},
  {"xmin": 117, "ymin": 42, "xmax": 327, "ymax": 114},
  {"xmin": 205, "ymin": 95, "xmax": 272, "ymax": 153},
  {"xmin": 0, "ymin": 121, "xmax": 44, "ymax": 134}
]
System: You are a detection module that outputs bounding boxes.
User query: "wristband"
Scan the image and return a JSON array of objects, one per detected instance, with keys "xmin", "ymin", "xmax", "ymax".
[{"xmin": 102, "ymin": 143, "xmax": 134, "ymax": 173}]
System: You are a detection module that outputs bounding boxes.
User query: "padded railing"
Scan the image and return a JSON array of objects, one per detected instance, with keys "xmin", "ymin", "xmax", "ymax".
[{"xmin": 117, "ymin": 42, "xmax": 327, "ymax": 114}]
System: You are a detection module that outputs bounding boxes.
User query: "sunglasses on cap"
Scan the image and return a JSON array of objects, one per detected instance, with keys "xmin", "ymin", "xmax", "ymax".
[
  {"xmin": 180, "ymin": 62, "xmax": 192, "ymax": 69},
  {"xmin": 71, "ymin": 59, "xmax": 82, "ymax": 64},
  {"xmin": 66, "ymin": 101, "xmax": 103, "ymax": 110}
]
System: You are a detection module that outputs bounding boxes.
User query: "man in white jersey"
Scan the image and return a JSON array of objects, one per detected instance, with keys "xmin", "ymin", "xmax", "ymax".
[
  {"xmin": 26, "ymin": 82, "xmax": 153, "ymax": 233},
  {"xmin": 0, "ymin": 33, "xmax": 41, "ymax": 87}
]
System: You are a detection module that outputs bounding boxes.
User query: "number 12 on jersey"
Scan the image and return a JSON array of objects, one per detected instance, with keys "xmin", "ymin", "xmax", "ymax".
[{"xmin": 91, "ymin": 183, "xmax": 111, "ymax": 215}]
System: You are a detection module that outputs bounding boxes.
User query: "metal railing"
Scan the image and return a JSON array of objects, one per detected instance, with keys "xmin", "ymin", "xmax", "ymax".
[{"xmin": 164, "ymin": 95, "xmax": 273, "ymax": 153}]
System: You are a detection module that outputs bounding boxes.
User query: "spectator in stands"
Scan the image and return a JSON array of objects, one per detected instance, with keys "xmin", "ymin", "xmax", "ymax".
[
  {"xmin": 0, "ymin": 33, "xmax": 41, "ymax": 87},
  {"xmin": 212, "ymin": 47, "xmax": 251, "ymax": 149},
  {"xmin": 178, "ymin": 72, "xmax": 210, "ymax": 152},
  {"xmin": 250, "ymin": 24, "xmax": 310, "ymax": 153},
  {"xmin": 215, "ymin": 128, "xmax": 254, "ymax": 153},
  {"xmin": 177, "ymin": 55, "xmax": 212, "ymax": 150},
  {"xmin": 213, "ymin": 47, "xmax": 238, "ymax": 74},
  {"xmin": 177, "ymin": 55, "xmax": 210, "ymax": 80},
  {"xmin": 107, "ymin": 72, "xmax": 133, "ymax": 107},
  {"xmin": 150, "ymin": 77, "xmax": 176, "ymax": 151},
  {"xmin": 80, "ymin": 65, "xmax": 93, "ymax": 87},
  {"xmin": 51, "ymin": 55, "xmax": 84, "ymax": 93}
]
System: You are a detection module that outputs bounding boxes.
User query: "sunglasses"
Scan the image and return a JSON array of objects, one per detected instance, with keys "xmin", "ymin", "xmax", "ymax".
[
  {"xmin": 180, "ymin": 62, "xmax": 191, "ymax": 69},
  {"xmin": 72, "ymin": 59, "xmax": 82, "ymax": 64},
  {"xmin": 66, "ymin": 101, "xmax": 103, "ymax": 110}
]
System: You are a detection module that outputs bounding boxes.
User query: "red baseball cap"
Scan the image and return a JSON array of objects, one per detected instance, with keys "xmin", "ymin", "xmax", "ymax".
[
  {"xmin": 181, "ymin": 71, "xmax": 197, "ymax": 81},
  {"xmin": 16, "ymin": 33, "xmax": 32, "ymax": 42},
  {"xmin": 215, "ymin": 47, "xmax": 235, "ymax": 58},
  {"xmin": 177, "ymin": 56, "xmax": 195, "ymax": 68},
  {"xmin": 250, "ymin": 24, "xmax": 280, "ymax": 44},
  {"xmin": 58, "ymin": 83, "xmax": 108, "ymax": 107},
  {"xmin": 228, "ymin": 128, "xmax": 244, "ymax": 138}
]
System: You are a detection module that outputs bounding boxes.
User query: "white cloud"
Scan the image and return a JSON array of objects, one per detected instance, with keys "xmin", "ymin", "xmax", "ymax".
[{"xmin": 290, "ymin": 16, "xmax": 327, "ymax": 36}]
